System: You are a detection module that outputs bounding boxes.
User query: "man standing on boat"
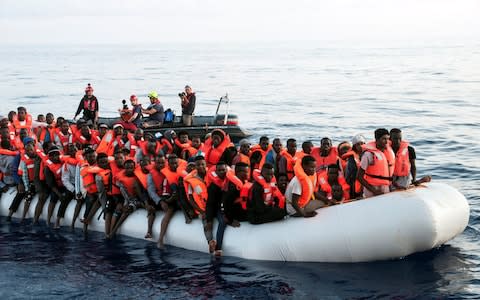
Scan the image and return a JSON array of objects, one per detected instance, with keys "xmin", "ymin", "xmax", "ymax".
[
  {"xmin": 179, "ymin": 85, "xmax": 196, "ymax": 126},
  {"xmin": 74, "ymin": 83, "xmax": 99, "ymax": 128},
  {"xmin": 142, "ymin": 91, "xmax": 164, "ymax": 128}
]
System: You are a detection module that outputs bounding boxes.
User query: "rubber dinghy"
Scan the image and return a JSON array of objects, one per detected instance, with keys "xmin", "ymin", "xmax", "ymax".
[{"xmin": 0, "ymin": 182, "xmax": 469, "ymax": 263}]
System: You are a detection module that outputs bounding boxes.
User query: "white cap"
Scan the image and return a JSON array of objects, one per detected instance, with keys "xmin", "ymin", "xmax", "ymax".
[
  {"xmin": 239, "ymin": 139, "xmax": 251, "ymax": 146},
  {"xmin": 113, "ymin": 123, "xmax": 124, "ymax": 129},
  {"xmin": 352, "ymin": 134, "xmax": 366, "ymax": 145}
]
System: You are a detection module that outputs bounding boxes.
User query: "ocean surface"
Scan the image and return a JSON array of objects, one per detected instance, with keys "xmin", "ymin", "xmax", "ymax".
[{"xmin": 1, "ymin": 41, "xmax": 480, "ymax": 298}]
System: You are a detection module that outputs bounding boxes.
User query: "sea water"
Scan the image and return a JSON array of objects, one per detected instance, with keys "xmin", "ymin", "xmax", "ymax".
[{"xmin": 0, "ymin": 41, "xmax": 480, "ymax": 298}]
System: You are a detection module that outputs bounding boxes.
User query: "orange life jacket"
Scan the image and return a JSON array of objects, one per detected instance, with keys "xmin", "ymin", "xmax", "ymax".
[
  {"xmin": 392, "ymin": 141, "xmax": 411, "ymax": 177},
  {"xmin": 183, "ymin": 170, "xmax": 208, "ymax": 213},
  {"xmin": 280, "ymin": 149, "xmax": 297, "ymax": 180},
  {"xmin": 36, "ymin": 125, "xmax": 56, "ymax": 144},
  {"xmin": 149, "ymin": 167, "xmax": 166, "ymax": 195},
  {"xmin": 251, "ymin": 169, "xmax": 285, "ymax": 208},
  {"xmin": 109, "ymin": 161, "xmax": 123, "ymax": 195},
  {"xmin": 44, "ymin": 159, "xmax": 63, "ymax": 187},
  {"xmin": 134, "ymin": 166, "xmax": 149, "ymax": 190},
  {"xmin": 80, "ymin": 164, "xmax": 105, "ymax": 194},
  {"xmin": 96, "ymin": 130, "xmax": 114, "ymax": 155},
  {"xmin": 310, "ymin": 147, "xmax": 339, "ymax": 173},
  {"xmin": 293, "ymin": 161, "xmax": 317, "ymax": 208},
  {"xmin": 18, "ymin": 153, "xmax": 35, "ymax": 181},
  {"xmin": 55, "ymin": 128, "xmax": 73, "ymax": 151},
  {"xmin": 115, "ymin": 170, "xmax": 138, "ymax": 197},
  {"xmin": 129, "ymin": 138, "xmax": 144, "ymax": 158},
  {"xmin": 0, "ymin": 148, "xmax": 19, "ymax": 156},
  {"xmin": 140, "ymin": 140, "xmax": 163, "ymax": 160},
  {"xmin": 74, "ymin": 129, "xmax": 100, "ymax": 146},
  {"xmin": 12, "ymin": 114, "xmax": 33, "ymax": 135},
  {"xmin": 98, "ymin": 169, "xmax": 113, "ymax": 196},
  {"xmin": 203, "ymin": 130, "xmax": 232, "ymax": 167},
  {"xmin": 318, "ymin": 172, "xmax": 350, "ymax": 201},
  {"xmin": 363, "ymin": 142, "xmax": 395, "ymax": 186}
]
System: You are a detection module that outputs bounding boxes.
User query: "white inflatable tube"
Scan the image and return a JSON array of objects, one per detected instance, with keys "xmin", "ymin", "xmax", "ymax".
[{"xmin": 0, "ymin": 182, "xmax": 469, "ymax": 262}]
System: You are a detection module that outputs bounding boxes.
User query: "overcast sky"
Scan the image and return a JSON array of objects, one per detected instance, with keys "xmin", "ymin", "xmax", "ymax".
[{"xmin": 1, "ymin": 0, "xmax": 479, "ymax": 44}]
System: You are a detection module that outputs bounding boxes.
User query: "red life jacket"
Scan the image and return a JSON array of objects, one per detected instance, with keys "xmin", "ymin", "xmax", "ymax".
[
  {"xmin": 80, "ymin": 164, "xmax": 103, "ymax": 194},
  {"xmin": 12, "ymin": 114, "xmax": 33, "ymax": 135},
  {"xmin": 310, "ymin": 147, "xmax": 339, "ymax": 174},
  {"xmin": 149, "ymin": 167, "xmax": 166, "ymax": 196},
  {"xmin": 251, "ymin": 169, "xmax": 285, "ymax": 208},
  {"xmin": 18, "ymin": 153, "xmax": 35, "ymax": 181},
  {"xmin": 55, "ymin": 128, "xmax": 73, "ymax": 151},
  {"xmin": 341, "ymin": 150, "xmax": 362, "ymax": 194},
  {"xmin": 392, "ymin": 141, "xmax": 411, "ymax": 177},
  {"xmin": 134, "ymin": 166, "xmax": 149, "ymax": 190},
  {"xmin": 115, "ymin": 170, "xmax": 138, "ymax": 197},
  {"xmin": 130, "ymin": 138, "xmax": 144, "ymax": 158},
  {"xmin": 280, "ymin": 149, "xmax": 297, "ymax": 180},
  {"xmin": 44, "ymin": 159, "xmax": 64, "ymax": 187},
  {"xmin": 203, "ymin": 129, "xmax": 232, "ymax": 167},
  {"xmin": 293, "ymin": 161, "xmax": 317, "ymax": 209},
  {"xmin": 109, "ymin": 161, "xmax": 123, "ymax": 195},
  {"xmin": 363, "ymin": 142, "xmax": 395, "ymax": 186},
  {"xmin": 183, "ymin": 170, "xmax": 208, "ymax": 213},
  {"xmin": 318, "ymin": 172, "xmax": 350, "ymax": 201},
  {"xmin": 83, "ymin": 96, "xmax": 97, "ymax": 111}
]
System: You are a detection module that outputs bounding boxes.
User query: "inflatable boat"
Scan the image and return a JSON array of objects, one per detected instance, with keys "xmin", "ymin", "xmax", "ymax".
[{"xmin": 0, "ymin": 182, "xmax": 469, "ymax": 263}]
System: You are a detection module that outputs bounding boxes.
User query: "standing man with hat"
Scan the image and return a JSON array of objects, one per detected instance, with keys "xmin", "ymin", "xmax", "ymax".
[
  {"xmin": 142, "ymin": 91, "xmax": 164, "ymax": 128},
  {"xmin": 74, "ymin": 83, "xmax": 99, "ymax": 128},
  {"xmin": 179, "ymin": 85, "xmax": 196, "ymax": 126}
]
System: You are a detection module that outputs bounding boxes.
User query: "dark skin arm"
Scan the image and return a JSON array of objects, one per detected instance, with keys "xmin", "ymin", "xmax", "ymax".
[
  {"xmin": 45, "ymin": 168, "xmax": 63, "ymax": 198},
  {"xmin": 357, "ymin": 168, "xmax": 383, "ymax": 196},
  {"xmin": 291, "ymin": 193, "xmax": 317, "ymax": 218},
  {"xmin": 410, "ymin": 158, "xmax": 417, "ymax": 185}
]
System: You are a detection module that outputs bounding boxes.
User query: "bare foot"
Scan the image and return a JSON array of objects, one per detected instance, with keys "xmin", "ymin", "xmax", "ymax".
[
  {"xmin": 145, "ymin": 232, "xmax": 153, "ymax": 239},
  {"xmin": 231, "ymin": 220, "xmax": 241, "ymax": 228},
  {"xmin": 214, "ymin": 250, "xmax": 222, "ymax": 257},
  {"xmin": 157, "ymin": 240, "xmax": 165, "ymax": 250},
  {"xmin": 54, "ymin": 219, "xmax": 60, "ymax": 229},
  {"xmin": 185, "ymin": 217, "xmax": 192, "ymax": 224},
  {"xmin": 208, "ymin": 240, "xmax": 216, "ymax": 253}
]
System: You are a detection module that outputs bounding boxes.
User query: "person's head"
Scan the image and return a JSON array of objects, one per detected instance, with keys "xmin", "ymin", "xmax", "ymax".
[
  {"xmin": 301, "ymin": 141, "xmax": 314, "ymax": 154},
  {"xmin": 19, "ymin": 128, "xmax": 28, "ymax": 140},
  {"xmin": 0, "ymin": 139, "xmax": 11, "ymax": 150},
  {"xmin": 301, "ymin": 155, "xmax": 317, "ymax": 176},
  {"xmin": 351, "ymin": 134, "xmax": 366, "ymax": 154},
  {"xmin": 194, "ymin": 155, "xmax": 207, "ymax": 176},
  {"xmin": 327, "ymin": 164, "xmax": 340, "ymax": 182},
  {"xmin": 46, "ymin": 113, "xmax": 54, "ymax": 125},
  {"xmin": 234, "ymin": 162, "xmax": 249, "ymax": 181},
  {"xmin": 84, "ymin": 147, "xmax": 97, "ymax": 165},
  {"xmin": 320, "ymin": 137, "xmax": 332, "ymax": 154},
  {"xmin": 60, "ymin": 121, "xmax": 70, "ymax": 135},
  {"xmin": 17, "ymin": 107, "xmax": 27, "ymax": 121},
  {"xmin": 185, "ymin": 85, "xmax": 193, "ymax": 95},
  {"xmin": 337, "ymin": 141, "xmax": 351, "ymax": 157},
  {"xmin": 76, "ymin": 118, "xmax": 86, "ymax": 129},
  {"xmin": 114, "ymin": 150, "xmax": 125, "ymax": 168},
  {"xmin": 215, "ymin": 161, "xmax": 228, "ymax": 180},
  {"xmin": 286, "ymin": 138, "xmax": 297, "ymax": 155},
  {"xmin": 121, "ymin": 147, "xmax": 130, "ymax": 157},
  {"xmin": 147, "ymin": 137, "xmax": 158, "ymax": 154},
  {"xmin": 374, "ymin": 128, "xmax": 390, "ymax": 150},
  {"xmin": 98, "ymin": 123, "xmax": 108, "ymax": 137},
  {"xmin": 211, "ymin": 130, "xmax": 224, "ymax": 147},
  {"xmin": 48, "ymin": 147, "xmax": 61, "ymax": 163},
  {"xmin": 80, "ymin": 123, "xmax": 91, "ymax": 136},
  {"xmin": 97, "ymin": 153, "xmax": 110, "ymax": 169},
  {"xmin": 148, "ymin": 91, "xmax": 158, "ymax": 103},
  {"xmin": 0, "ymin": 117, "xmax": 8, "ymax": 128},
  {"xmin": 272, "ymin": 138, "xmax": 282, "ymax": 154},
  {"xmin": 37, "ymin": 114, "xmax": 45, "ymax": 122},
  {"xmin": 24, "ymin": 143, "xmax": 36, "ymax": 158},
  {"xmin": 277, "ymin": 173, "xmax": 288, "ymax": 192},
  {"xmin": 167, "ymin": 154, "xmax": 179, "ymax": 171},
  {"xmin": 259, "ymin": 136, "xmax": 269, "ymax": 151},
  {"xmin": 85, "ymin": 83, "xmax": 94, "ymax": 96},
  {"xmin": 191, "ymin": 136, "xmax": 202, "ymax": 149},
  {"xmin": 331, "ymin": 184, "xmax": 344, "ymax": 201},
  {"xmin": 178, "ymin": 131, "xmax": 189, "ymax": 143},
  {"xmin": 124, "ymin": 159, "xmax": 135, "ymax": 176},
  {"xmin": 389, "ymin": 128, "xmax": 402, "ymax": 149},
  {"xmin": 8, "ymin": 111, "xmax": 16, "ymax": 122},
  {"xmin": 0, "ymin": 127, "xmax": 9, "ymax": 138},
  {"xmin": 130, "ymin": 94, "xmax": 138, "ymax": 105},
  {"xmin": 134, "ymin": 128, "xmax": 144, "ymax": 140},
  {"xmin": 113, "ymin": 124, "xmax": 124, "ymax": 136},
  {"xmin": 140, "ymin": 157, "xmax": 151, "ymax": 173},
  {"xmin": 239, "ymin": 139, "xmax": 251, "ymax": 155},
  {"xmin": 67, "ymin": 143, "xmax": 77, "ymax": 156},
  {"xmin": 56, "ymin": 117, "xmax": 65, "ymax": 127},
  {"xmin": 186, "ymin": 162, "xmax": 196, "ymax": 173},
  {"xmin": 154, "ymin": 154, "xmax": 166, "ymax": 171},
  {"xmin": 261, "ymin": 163, "xmax": 274, "ymax": 183}
]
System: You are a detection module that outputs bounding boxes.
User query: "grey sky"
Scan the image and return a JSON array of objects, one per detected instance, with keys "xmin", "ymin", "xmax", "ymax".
[{"xmin": 1, "ymin": 0, "xmax": 479, "ymax": 44}]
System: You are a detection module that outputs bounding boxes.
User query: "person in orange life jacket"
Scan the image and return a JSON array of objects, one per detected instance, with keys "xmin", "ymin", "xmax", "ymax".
[
  {"xmin": 276, "ymin": 173, "xmax": 288, "ymax": 195},
  {"xmin": 311, "ymin": 137, "xmax": 340, "ymax": 174},
  {"xmin": 337, "ymin": 140, "xmax": 351, "ymax": 173},
  {"xmin": 75, "ymin": 122, "xmax": 100, "ymax": 149},
  {"xmin": 222, "ymin": 162, "xmax": 250, "ymax": 228},
  {"xmin": 74, "ymin": 83, "xmax": 99, "ymax": 128},
  {"xmin": 317, "ymin": 164, "xmax": 350, "ymax": 205},
  {"xmin": 295, "ymin": 140, "xmax": 314, "ymax": 161},
  {"xmin": 357, "ymin": 128, "xmax": 395, "ymax": 198},
  {"xmin": 12, "ymin": 128, "xmax": 31, "ymax": 152},
  {"xmin": 231, "ymin": 138, "xmax": 251, "ymax": 168},
  {"xmin": 104, "ymin": 150, "xmax": 126, "ymax": 238},
  {"xmin": 203, "ymin": 129, "xmax": 232, "ymax": 167},
  {"xmin": 182, "ymin": 135, "xmax": 202, "ymax": 162},
  {"xmin": 125, "ymin": 128, "xmax": 144, "ymax": 158},
  {"xmin": 142, "ymin": 91, "xmax": 165, "ymax": 128},
  {"xmin": 32, "ymin": 114, "xmax": 44, "ymax": 136},
  {"xmin": 83, "ymin": 152, "xmax": 112, "ymax": 233},
  {"xmin": 389, "ymin": 128, "xmax": 431, "ymax": 190},
  {"xmin": 36, "ymin": 112, "xmax": 55, "ymax": 145},
  {"xmin": 39, "ymin": 146, "xmax": 68, "ymax": 227},
  {"xmin": 180, "ymin": 85, "xmax": 196, "ymax": 126},
  {"xmin": 97, "ymin": 123, "xmax": 109, "ymax": 140},
  {"xmin": 345, "ymin": 134, "xmax": 366, "ymax": 199},
  {"xmin": 7, "ymin": 140, "xmax": 37, "ymax": 222},
  {"xmin": 278, "ymin": 138, "xmax": 297, "ymax": 181},
  {"xmin": 110, "ymin": 159, "xmax": 148, "ymax": 237},
  {"xmin": 247, "ymin": 163, "xmax": 286, "ymax": 224},
  {"xmin": 32, "ymin": 148, "xmax": 51, "ymax": 225},
  {"xmin": 76, "ymin": 147, "xmax": 99, "ymax": 229},
  {"xmin": 174, "ymin": 130, "xmax": 196, "ymax": 159},
  {"xmin": 146, "ymin": 154, "xmax": 167, "ymax": 239},
  {"xmin": 204, "ymin": 161, "xmax": 230, "ymax": 255},
  {"xmin": 54, "ymin": 121, "xmax": 73, "ymax": 153},
  {"xmin": 118, "ymin": 94, "xmax": 143, "ymax": 131},
  {"xmin": 285, "ymin": 155, "xmax": 323, "ymax": 218},
  {"xmin": 136, "ymin": 136, "xmax": 161, "ymax": 163},
  {"xmin": 0, "ymin": 139, "xmax": 19, "ymax": 195}
]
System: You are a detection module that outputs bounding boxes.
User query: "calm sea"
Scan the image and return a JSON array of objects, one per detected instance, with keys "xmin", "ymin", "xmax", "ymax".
[{"xmin": 1, "ymin": 41, "xmax": 480, "ymax": 298}]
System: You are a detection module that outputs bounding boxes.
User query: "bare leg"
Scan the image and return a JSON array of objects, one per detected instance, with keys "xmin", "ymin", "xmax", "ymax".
[
  {"xmin": 71, "ymin": 198, "xmax": 84, "ymax": 229},
  {"xmin": 33, "ymin": 193, "xmax": 47, "ymax": 225},
  {"xmin": 46, "ymin": 200, "xmax": 57, "ymax": 227},
  {"xmin": 104, "ymin": 212, "xmax": 112, "ymax": 238},
  {"xmin": 157, "ymin": 207, "xmax": 175, "ymax": 249},
  {"xmin": 146, "ymin": 207, "xmax": 156, "ymax": 239},
  {"xmin": 110, "ymin": 208, "xmax": 131, "ymax": 236},
  {"xmin": 21, "ymin": 200, "xmax": 32, "ymax": 222}
]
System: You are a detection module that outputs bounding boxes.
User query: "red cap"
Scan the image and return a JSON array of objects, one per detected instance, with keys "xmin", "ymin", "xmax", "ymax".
[
  {"xmin": 85, "ymin": 83, "xmax": 94, "ymax": 93},
  {"xmin": 130, "ymin": 94, "xmax": 137, "ymax": 101}
]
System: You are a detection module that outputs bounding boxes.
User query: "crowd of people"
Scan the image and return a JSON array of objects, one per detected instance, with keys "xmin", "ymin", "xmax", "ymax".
[{"xmin": 0, "ymin": 85, "xmax": 431, "ymax": 256}]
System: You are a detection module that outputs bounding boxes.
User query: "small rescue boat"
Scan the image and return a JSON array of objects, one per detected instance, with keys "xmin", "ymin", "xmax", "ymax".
[{"xmin": 0, "ymin": 182, "xmax": 469, "ymax": 262}]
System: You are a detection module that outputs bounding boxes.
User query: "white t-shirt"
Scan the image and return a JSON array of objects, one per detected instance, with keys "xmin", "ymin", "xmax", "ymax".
[{"xmin": 285, "ymin": 176, "xmax": 302, "ymax": 205}]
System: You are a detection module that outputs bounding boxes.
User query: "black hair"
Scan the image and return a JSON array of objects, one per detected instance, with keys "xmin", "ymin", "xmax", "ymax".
[
  {"xmin": 374, "ymin": 128, "xmax": 390, "ymax": 140},
  {"xmin": 178, "ymin": 130, "xmax": 189, "ymax": 137},
  {"xmin": 262, "ymin": 162, "xmax": 274, "ymax": 170},
  {"xmin": 235, "ymin": 162, "xmax": 249, "ymax": 169},
  {"xmin": 259, "ymin": 136, "xmax": 269, "ymax": 143},
  {"xmin": 124, "ymin": 159, "xmax": 135, "ymax": 166},
  {"xmin": 194, "ymin": 155, "xmax": 205, "ymax": 162},
  {"xmin": 216, "ymin": 160, "xmax": 227, "ymax": 167},
  {"xmin": 301, "ymin": 155, "xmax": 316, "ymax": 166},
  {"xmin": 287, "ymin": 138, "xmax": 296, "ymax": 145},
  {"xmin": 17, "ymin": 106, "xmax": 26, "ymax": 112},
  {"xmin": 97, "ymin": 153, "xmax": 109, "ymax": 160},
  {"xmin": 211, "ymin": 130, "xmax": 224, "ymax": 139},
  {"xmin": 390, "ymin": 128, "xmax": 402, "ymax": 135},
  {"xmin": 167, "ymin": 154, "xmax": 178, "ymax": 160},
  {"xmin": 83, "ymin": 147, "xmax": 95, "ymax": 155},
  {"xmin": 321, "ymin": 137, "xmax": 332, "ymax": 144}
]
